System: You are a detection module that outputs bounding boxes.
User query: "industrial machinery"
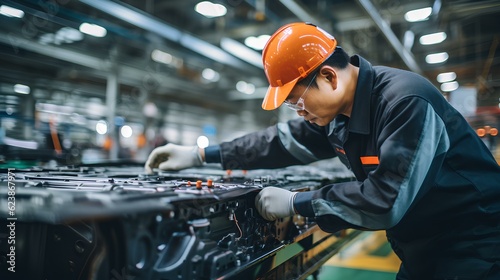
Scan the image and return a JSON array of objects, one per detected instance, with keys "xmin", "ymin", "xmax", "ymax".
[{"xmin": 0, "ymin": 162, "xmax": 359, "ymax": 280}]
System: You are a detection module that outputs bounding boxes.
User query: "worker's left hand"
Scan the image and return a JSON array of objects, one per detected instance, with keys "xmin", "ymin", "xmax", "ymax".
[{"xmin": 255, "ymin": 187, "xmax": 297, "ymax": 221}]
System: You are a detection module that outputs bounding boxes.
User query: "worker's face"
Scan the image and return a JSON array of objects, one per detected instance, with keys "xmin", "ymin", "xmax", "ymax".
[{"xmin": 286, "ymin": 67, "xmax": 350, "ymax": 126}]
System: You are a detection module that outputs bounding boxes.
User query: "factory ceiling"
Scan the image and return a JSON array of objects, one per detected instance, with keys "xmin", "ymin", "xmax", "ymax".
[{"xmin": 0, "ymin": 0, "xmax": 499, "ymax": 128}]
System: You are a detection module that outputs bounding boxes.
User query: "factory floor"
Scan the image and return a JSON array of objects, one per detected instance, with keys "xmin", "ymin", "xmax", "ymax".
[{"xmin": 316, "ymin": 230, "xmax": 400, "ymax": 280}]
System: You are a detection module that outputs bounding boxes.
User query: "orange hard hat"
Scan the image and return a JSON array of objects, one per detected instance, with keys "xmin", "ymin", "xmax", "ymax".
[{"xmin": 261, "ymin": 22, "xmax": 337, "ymax": 110}]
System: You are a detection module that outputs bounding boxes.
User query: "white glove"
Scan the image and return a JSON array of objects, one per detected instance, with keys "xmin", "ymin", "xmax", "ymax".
[
  {"xmin": 255, "ymin": 187, "xmax": 297, "ymax": 221},
  {"xmin": 144, "ymin": 144, "xmax": 203, "ymax": 174}
]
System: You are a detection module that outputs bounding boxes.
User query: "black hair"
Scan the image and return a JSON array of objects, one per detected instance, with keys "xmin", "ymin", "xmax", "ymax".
[{"xmin": 296, "ymin": 46, "xmax": 350, "ymax": 88}]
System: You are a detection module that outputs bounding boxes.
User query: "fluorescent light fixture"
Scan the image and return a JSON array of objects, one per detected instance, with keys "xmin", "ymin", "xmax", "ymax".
[
  {"xmin": 202, "ymin": 68, "xmax": 220, "ymax": 82},
  {"xmin": 221, "ymin": 37, "xmax": 263, "ymax": 68},
  {"xmin": 195, "ymin": 1, "xmax": 227, "ymax": 18},
  {"xmin": 0, "ymin": 5, "xmax": 24, "ymax": 18},
  {"xmin": 403, "ymin": 30, "xmax": 415, "ymax": 49},
  {"xmin": 58, "ymin": 27, "xmax": 84, "ymax": 42},
  {"xmin": 151, "ymin": 49, "xmax": 183, "ymax": 68},
  {"xmin": 425, "ymin": 52, "xmax": 448, "ymax": 64},
  {"xmin": 236, "ymin": 81, "xmax": 255, "ymax": 95},
  {"xmin": 142, "ymin": 102, "xmax": 158, "ymax": 117},
  {"xmin": 79, "ymin": 23, "xmax": 107, "ymax": 37},
  {"xmin": 197, "ymin": 135, "xmax": 209, "ymax": 148},
  {"xmin": 120, "ymin": 125, "xmax": 133, "ymax": 138},
  {"xmin": 95, "ymin": 120, "xmax": 108, "ymax": 135},
  {"xmin": 437, "ymin": 72, "xmax": 456, "ymax": 83},
  {"xmin": 440, "ymin": 81, "xmax": 459, "ymax": 92},
  {"xmin": 244, "ymin": 35, "xmax": 271, "ymax": 50},
  {"xmin": 404, "ymin": 7, "xmax": 432, "ymax": 22},
  {"xmin": 40, "ymin": 27, "xmax": 84, "ymax": 45},
  {"xmin": 151, "ymin": 49, "xmax": 173, "ymax": 64},
  {"xmin": 419, "ymin": 32, "xmax": 447, "ymax": 45},
  {"xmin": 14, "ymin": 84, "xmax": 30, "ymax": 94}
]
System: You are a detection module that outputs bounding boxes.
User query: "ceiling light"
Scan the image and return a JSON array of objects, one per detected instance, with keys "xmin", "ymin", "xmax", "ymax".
[
  {"xmin": 195, "ymin": 1, "xmax": 227, "ymax": 18},
  {"xmin": 0, "ymin": 5, "xmax": 24, "ymax": 18},
  {"xmin": 420, "ymin": 32, "xmax": 447, "ymax": 45},
  {"xmin": 404, "ymin": 7, "xmax": 432, "ymax": 22},
  {"xmin": 236, "ymin": 81, "xmax": 255, "ymax": 95},
  {"xmin": 120, "ymin": 125, "xmax": 133, "ymax": 138},
  {"xmin": 58, "ymin": 27, "xmax": 84, "ymax": 42},
  {"xmin": 440, "ymin": 81, "xmax": 459, "ymax": 92},
  {"xmin": 14, "ymin": 84, "xmax": 30, "ymax": 94},
  {"xmin": 425, "ymin": 52, "xmax": 448, "ymax": 64},
  {"xmin": 244, "ymin": 35, "xmax": 271, "ymax": 50},
  {"xmin": 197, "ymin": 135, "xmax": 209, "ymax": 148},
  {"xmin": 151, "ymin": 49, "xmax": 183, "ymax": 68},
  {"xmin": 79, "ymin": 23, "xmax": 107, "ymax": 37},
  {"xmin": 152, "ymin": 49, "xmax": 173, "ymax": 64},
  {"xmin": 142, "ymin": 102, "xmax": 158, "ymax": 118},
  {"xmin": 96, "ymin": 120, "xmax": 108, "ymax": 135},
  {"xmin": 202, "ymin": 68, "xmax": 220, "ymax": 82},
  {"xmin": 403, "ymin": 30, "xmax": 415, "ymax": 49},
  {"xmin": 437, "ymin": 72, "xmax": 456, "ymax": 83}
]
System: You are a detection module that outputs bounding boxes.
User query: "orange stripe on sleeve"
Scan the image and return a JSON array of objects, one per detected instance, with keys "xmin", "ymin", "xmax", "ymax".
[{"xmin": 360, "ymin": 156, "xmax": 379, "ymax": 165}]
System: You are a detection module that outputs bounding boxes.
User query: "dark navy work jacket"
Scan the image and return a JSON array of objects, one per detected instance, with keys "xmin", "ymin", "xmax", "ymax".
[{"xmin": 205, "ymin": 55, "xmax": 500, "ymax": 279}]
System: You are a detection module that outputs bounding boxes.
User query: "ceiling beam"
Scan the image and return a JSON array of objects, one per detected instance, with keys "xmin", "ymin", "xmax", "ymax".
[{"xmin": 357, "ymin": 0, "xmax": 422, "ymax": 74}]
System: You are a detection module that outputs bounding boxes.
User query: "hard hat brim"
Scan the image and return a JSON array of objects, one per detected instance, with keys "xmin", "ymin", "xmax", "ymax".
[{"xmin": 261, "ymin": 77, "xmax": 299, "ymax": 110}]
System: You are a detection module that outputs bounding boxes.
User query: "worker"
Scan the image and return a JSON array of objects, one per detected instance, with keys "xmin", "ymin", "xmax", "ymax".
[{"xmin": 145, "ymin": 22, "xmax": 500, "ymax": 279}]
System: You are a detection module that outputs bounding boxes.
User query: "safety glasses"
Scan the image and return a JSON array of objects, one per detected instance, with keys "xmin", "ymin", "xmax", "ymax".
[{"xmin": 283, "ymin": 72, "xmax": 318, "ymax": 111}]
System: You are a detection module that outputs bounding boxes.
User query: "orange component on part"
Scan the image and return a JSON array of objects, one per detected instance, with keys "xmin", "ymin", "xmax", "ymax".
[
  {"xmin": 49, "ymin": 118, "xmax": 62, "ymax": 155},
  {"xmin": 207, "ymin": 179, "xmax": 213, "ymax": 188},
  {"xmin": 103, "ymin": 135, "xmax": 113, "ymax": 151},
  {"xmin": 137, "ymin": 133, "xmax": 147, "ymax": 148},
  {"xmin": 196, "ymin": 180, "xmax": 202, "ymax": 190}
]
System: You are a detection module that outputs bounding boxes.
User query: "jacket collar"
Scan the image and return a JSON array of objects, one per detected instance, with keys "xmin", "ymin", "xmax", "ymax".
[{"xmin": 346, "ymin": 55, "xmax": 373, "ymax": 135}]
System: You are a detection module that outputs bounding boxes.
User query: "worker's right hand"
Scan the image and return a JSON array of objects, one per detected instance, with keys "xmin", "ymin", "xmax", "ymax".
[
  {"xmin": 144, "ymin": 144, "xmax": 203, "ymax": 174},
  {"xmin": 255, "ymin": 187, "xmax": 297, "ymax": 221}
]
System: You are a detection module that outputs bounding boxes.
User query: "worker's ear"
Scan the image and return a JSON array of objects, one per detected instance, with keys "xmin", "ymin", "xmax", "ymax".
[{"xmin": 320, "ymin": 66, "xmax": 337, "ymax": 90}]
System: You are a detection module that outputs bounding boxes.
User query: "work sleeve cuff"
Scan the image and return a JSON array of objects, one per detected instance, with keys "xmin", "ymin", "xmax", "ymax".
[
  {"xmin": 293, "ymin": 191, "xmax": 316, "ymax": 217},
  {"xmin": 204, "ymin": 145, "xmax": 222, "ymax": 164}
]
